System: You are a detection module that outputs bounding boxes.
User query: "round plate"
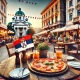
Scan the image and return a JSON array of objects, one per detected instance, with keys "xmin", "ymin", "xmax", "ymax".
[
  {"xmin": 28, "ymin": 63, "xmax": 68, "ymax": 76},
  {"xmin": 68, "ymin": 61, "xmax": 80, "ymax": 69},
  {"xmin": 9, "ymin": 68, "xmax": 30, "ymax": 79},
  {"xmin": 67, "ymin": 56, "xmax": 74, "ymax": 60}
]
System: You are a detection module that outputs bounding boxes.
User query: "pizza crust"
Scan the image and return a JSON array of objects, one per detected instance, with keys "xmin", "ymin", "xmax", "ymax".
[{"xmin": 30, "ymin": 58, "xmax": 67, "ymax": 73}]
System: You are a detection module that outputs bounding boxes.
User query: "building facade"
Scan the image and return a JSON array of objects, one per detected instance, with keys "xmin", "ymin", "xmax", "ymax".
[
  {"xmin": 0, "ymin": 0, "xmax": 7, "ymax": 37},
  {"xmin": 9, "ymin": 8, "xmax": 32, "ymax": 37},
  {"xmin": 41, "ymin": 0, "xmax": 66, "ymax": 31},
  {"xmin": 66, "ymin": 0, "xmax": 80, "ymax": 25}
]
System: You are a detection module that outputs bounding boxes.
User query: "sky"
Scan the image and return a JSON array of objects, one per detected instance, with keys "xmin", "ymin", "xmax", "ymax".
[{"xmin": 7, "ymin": 0, "xmax": 52, "ymax": 28}]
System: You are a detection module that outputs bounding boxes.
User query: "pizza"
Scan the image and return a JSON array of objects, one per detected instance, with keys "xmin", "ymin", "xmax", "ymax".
[{"xmin": 30, "ymin": 58, "xmax": 67, "ymax": 73}]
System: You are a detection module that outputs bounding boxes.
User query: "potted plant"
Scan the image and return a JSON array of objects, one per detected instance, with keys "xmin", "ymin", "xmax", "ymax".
[
  {"xmin": 37, "ymin": 42, "xmax": 49, "ymax": 58},
  {"xmin": 64, "ymin": 37, "xmax": 69, "ymax": 42}
]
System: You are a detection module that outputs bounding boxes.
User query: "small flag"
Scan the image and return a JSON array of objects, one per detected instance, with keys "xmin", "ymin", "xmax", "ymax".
[{"xmin": 13, "ymin": 35, "xmax": 34, "ymax": 52}]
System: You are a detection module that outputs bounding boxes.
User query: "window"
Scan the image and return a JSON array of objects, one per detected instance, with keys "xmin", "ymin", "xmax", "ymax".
[
  {"xmin": 19, "ymin": 16, "xmax": 21, "ymax": 20},
  {"xmin": 77, "ymin": 0, "xmax": 80, "ymax": 2},
  {"xmin": 48, "ymin": 20, "xmax": 50, "ymax": 25},
  {"xmin": 2, "ymin": 17, "xmax": 3, "ymax": 23},
  {"xmin": 16, "ymin": 17, "xmax": 17, "ymax": 19},
  {"xmin": 55, "ymin": 4, "xmax": 58, "ymax": 11},
  {"xmin": 15, "ymin": 27, "xmax": 17, "ymax": 30},
  {"xmin": 51, "ymin": 18, "xmax": 53, "ymax": 24},
  {"xmin": 69, "ymin": 0, "xmax": 73, "ymax": 7},
  {"xmin": 44, "ymin": 15, "xmax": 45, "ymax": 18},
  {"xmin": 1, "ymin": 5, "xmax": 3, "ymax": 10},
  {"xmin": 55, "ymin": 16, "xmax": 58, "ymax": 22},
  {"xmin": 69, "ymin": 13, "xmax": 73, "ymax": 21},
  {"xmin": 52, "ymin": 8, "xmax": 53, "ymax": 12},
  {"xmin": 49, "ymin": 11, "xmax": 50, "ymax": 15},
  {"xmin": 77, "ymin": 10, "xmax": 80, "ymax": 16},
  {"xmin": 46, "ymin": 13, "xmax": 47, "ymax": 17},
  {"xmin": 4, "ymin": 18, "xmax": 6, "ymax": 24},
  {"xmin": 4, "ymin": 7, "xmax": 6, "ymax": 13}
]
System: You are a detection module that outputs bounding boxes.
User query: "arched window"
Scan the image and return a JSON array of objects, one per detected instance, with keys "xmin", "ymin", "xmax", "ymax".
[
  {"xmin": 19, "ymin": 16, "xmax": 21, "ymax": 20},
  {"xmin": 15, "ymin": 27, "xmax": 17, "ymax": 30},
  {"xmin": 24, "ymin": 28, "xmax": 26, "ymax": 30},
  {"xmin": 16, "ymin": 17, "xmax": 17, "ymax": 19}
]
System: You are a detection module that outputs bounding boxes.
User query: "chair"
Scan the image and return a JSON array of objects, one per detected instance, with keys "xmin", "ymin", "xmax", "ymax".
[
  {"xmin": 6, "ymin": 43, "xmax": 16, "ymax": 57},
  {"xmin": 54, "ymin": 43, "xmax": 65, "ymax": 53},
  {"xmin": 68, "ymin": 41, "xmax": 80, "ymax": 58}
]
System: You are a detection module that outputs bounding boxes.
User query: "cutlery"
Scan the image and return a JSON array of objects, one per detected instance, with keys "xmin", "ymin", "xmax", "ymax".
[{"xmin": 22, "ymin": 67, "xmax": 26, "ymax": 76}]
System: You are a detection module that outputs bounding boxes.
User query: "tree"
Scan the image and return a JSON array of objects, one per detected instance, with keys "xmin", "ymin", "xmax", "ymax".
[
  {"xmin": 7, "ymin": 22, "xmax": 15, "ymax": 35},
  {"xmin": 27, "ymin": 28, "xmax": 35, "ymax": 35}
]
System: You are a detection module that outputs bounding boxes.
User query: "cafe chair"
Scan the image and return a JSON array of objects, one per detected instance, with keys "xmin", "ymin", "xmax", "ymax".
[
  {"xmin": 68, "ymin": 42, "xmax": 80, "ymax": 58},
  {"xmin": 6, "ymin": 43, "xmax": 16, "ymax": 57}
]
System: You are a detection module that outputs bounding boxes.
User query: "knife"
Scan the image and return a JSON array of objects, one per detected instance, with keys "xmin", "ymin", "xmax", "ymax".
[{"xmin": 22, "ymin": 67, "xmax": 26, "ymax": 76}]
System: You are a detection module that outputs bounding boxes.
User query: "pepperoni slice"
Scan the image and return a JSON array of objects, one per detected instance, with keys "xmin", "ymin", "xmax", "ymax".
[{"xmin": 46, "ymin": 67, "xmax": 51, "ymax": 71}]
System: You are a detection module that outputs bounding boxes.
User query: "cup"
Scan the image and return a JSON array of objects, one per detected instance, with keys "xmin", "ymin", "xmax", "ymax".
[
  {"xmin": 56, "ymin": 49, "xmax": 63, "ymax": 59},
  {"xmin": 48, "ymin": 51, "xmax": 55, "ymax": 58},
  {"xmin": 33, "ymin": 50, "xmax": 39, "ymax": 59},
  {"xmin": 62, "ymin": 54, "xmax": 67, "ymax": 63}
]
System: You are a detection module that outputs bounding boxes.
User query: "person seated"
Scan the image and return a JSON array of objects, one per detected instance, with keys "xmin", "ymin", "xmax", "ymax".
[
  {"xmin": 68, "ymin": 35, "xmax": 74, "ymax": 42},
  {"xmin": 68, "ymin": 35, "xmax": 77, "ymax": 50},
  {"xmin": 58, "ymin": 34, "xmax": 64, "ymax": 42}
]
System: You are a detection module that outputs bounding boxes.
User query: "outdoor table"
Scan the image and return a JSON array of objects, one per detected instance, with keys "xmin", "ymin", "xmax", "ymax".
[
  {"xmin": 57, "ymin": 42, "xmax": 76, "ymax": 54},
  {"xmin": 0, "ymin": 56, "xmax": 80, "ymax": 80}
]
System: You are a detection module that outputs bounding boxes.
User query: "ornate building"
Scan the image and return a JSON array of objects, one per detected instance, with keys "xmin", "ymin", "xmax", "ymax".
[
  {"xmin": 41, "ymin": 0, "xmax": 66, "ymax": 31},
  {"xmin": 8, "ymin": 8, "xmax": 32, "ymax": 37},
  {"xmin": 66, "ymin": 0, "xmax": 80, "ymax": 38},
  {"xmin": 66, "ymin": 0, "xmax": 80, "ymax": 25},
  {"xmin": 0, "ymin": 0, "xmax": 7, "ymax": 37}
]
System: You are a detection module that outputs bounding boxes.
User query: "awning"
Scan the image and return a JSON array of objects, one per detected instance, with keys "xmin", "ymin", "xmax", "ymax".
[
  {"xmin": 51, "ymin": 28, "xmax": 61, "ymax": 33},
  {"xmin": 51, "ymin": 24, "xmax": 80, "ymax": 33},
  {"xmin": 34, "ymin": 30, "xmax": 49, "ymax": 36},
  {"xmin": 66, "ymin": 24, "xmax": 79, "ymax": 31},
  {"xmin": 0, "ymin": 24, "xmax": 7, "ymax": 29}
]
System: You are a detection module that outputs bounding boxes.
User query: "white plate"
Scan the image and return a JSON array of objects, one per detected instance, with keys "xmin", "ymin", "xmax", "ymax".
[
  {"xmin": 9, "ymin": 68, "xmax": 30, "ymax": 79},
  {"xmin": 67, "ymin": 56, "xmax": 74, "ymax": 60},
  {"xmin": 68, "ymin": 61, "xmax": 80, "ymax": 69}
]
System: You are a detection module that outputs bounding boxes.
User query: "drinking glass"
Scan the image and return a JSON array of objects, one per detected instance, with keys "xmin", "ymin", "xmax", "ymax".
[
  {"xmin": 56, "ymin": 49, "xmax": 63, "ymax": 59},
  {"xmin": 48, "ymin": 51, "xmax": 55, "ymax": 58},
  {"xmin": 62, "ymin": 54, "xmax": 67, "ymax": 63},
  {"xmin": 33, "ymin": 50, "xmax": 39, "ymax": 59}
]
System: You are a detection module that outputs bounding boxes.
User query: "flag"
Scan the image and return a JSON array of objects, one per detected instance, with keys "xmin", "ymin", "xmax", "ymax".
[{"xmin": 13, "ymin": 35, "xmax": 34, "ymax": 52}]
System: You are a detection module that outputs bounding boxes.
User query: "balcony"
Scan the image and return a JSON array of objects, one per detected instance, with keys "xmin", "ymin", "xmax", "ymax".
[{"xmin": 73, "ymin": 16, "xmax": 80, "ymax": 23}]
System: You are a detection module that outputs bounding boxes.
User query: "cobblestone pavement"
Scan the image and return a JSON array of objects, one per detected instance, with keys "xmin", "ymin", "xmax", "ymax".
[{"xmin": 0, "ymin": 46, "xmax": 9, "ymax": 62}]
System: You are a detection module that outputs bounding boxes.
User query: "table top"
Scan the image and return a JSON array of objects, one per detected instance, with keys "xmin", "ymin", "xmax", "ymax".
[
  {"xmin": 57, "ymin": 41, "xmax": 76, "ymax": 45},
  {"xmin": 0, "ymin": 56, "xmax": 80, "ymax": 80}
]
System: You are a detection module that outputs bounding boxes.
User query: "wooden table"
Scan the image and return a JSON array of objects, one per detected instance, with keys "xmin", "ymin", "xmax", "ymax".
[
  {"xmin": 57, "ymin": 42, "xmax": 76, "ymax": 54},
  {"xmin": 0, "ymin": 56, "xmax": 80, "ymax": 80}
]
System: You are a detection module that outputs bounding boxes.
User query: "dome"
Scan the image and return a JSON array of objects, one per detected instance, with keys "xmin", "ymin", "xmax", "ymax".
[{"xmin": 15, "ymin": 8, "xmax": 25, "ymax": 16}]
